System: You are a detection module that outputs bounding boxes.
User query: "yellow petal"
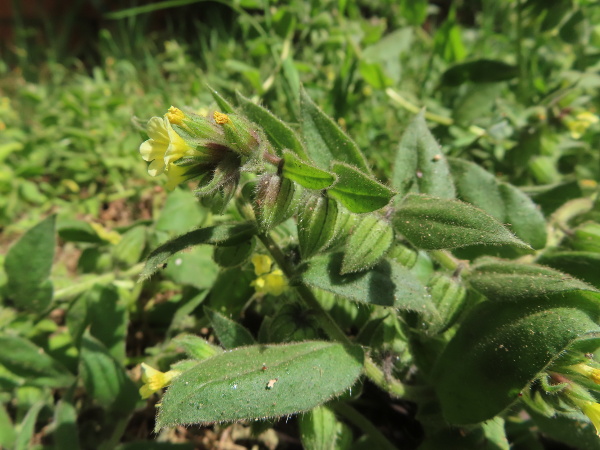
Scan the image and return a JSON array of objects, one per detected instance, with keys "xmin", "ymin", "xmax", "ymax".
[
  {"xmin": 251, "ymin": 254, "xmax": 273, "ymax": 276},
  {"xmin": 581, "ymin": 401, "xmax": 600, "ymax": 436},
  {"xmin": 146, "ymin": 117, "xmax": 170, "ymax": 143}
]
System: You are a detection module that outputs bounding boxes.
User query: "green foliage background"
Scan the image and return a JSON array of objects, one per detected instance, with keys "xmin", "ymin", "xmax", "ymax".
[{"xmin": 1, "ymin": 0, "xmax": 600, "ymax": 449}]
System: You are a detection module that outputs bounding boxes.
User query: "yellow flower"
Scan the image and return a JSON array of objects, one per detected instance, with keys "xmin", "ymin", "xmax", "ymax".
[
  {"xmin": 164, "ymin": 164, "xmax": 190, "ymax": 191},
  {"xmin": 565, "ymin": 111, "xmax": 599, "ymax": 139},
  {"xmin": 570, "ymin": 363, "xmax": 600, "ymax": 385},
  {"xmin": 140, "ymin": 114, "xmax": 196, "ymax": 182},
  {"xmin": 139, "ymin": 117, "xmax": 170, "ymax": 176},
  {"xmin": 139, "ymin": 363, "xmax": 181, "ymax": 399},
  {"xmin": 579, "ymin": 400, "xmax": 600, "ymax": 436},
  {"xmin": 250, "ymin": 254, "xmax": 288, "ymax": 296},
  {"xmin": 252, "ymin": 254, "xmax": 273, "ymax": 276}
]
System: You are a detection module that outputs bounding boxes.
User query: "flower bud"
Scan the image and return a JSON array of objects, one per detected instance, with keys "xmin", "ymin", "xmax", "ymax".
[
  {"xmin": 166, "ymin": 106, "xmax": 225, "ymax": 143},
  {"xmin": 297, "ymin": 194, "xmax": 339, "ymax": 259},
  {"xmin": 424, "ymin": 273, "xmax": 467, "ymax": 335},
  {"xmin": 324, "ymin": 205, "xmax": 357, "ymax": 251},
  {"xmin": 571, "ymin": 222, "xmax": 600, "ymax": 253},
  {"xmin": 387, "ymin": 243, "xmax": 418, "ymax": 268},
  {"xmin": 341, "ymin": 213, "xmax": 393, "ymax": 274},
  {"xmin": 213, "ymin": 111, "xmax": 260, "ymax": 156},
  {"xmin": 254, "ymin": 174, "xmax": 300, "ymax": 232}
]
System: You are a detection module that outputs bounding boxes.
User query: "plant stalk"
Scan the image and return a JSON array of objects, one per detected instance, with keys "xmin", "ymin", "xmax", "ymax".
[{"xmin": 258, "ymin": 232, "xmax": 406, "ymax": 398}]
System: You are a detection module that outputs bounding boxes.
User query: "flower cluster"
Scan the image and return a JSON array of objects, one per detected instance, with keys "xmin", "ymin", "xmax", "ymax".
[
  {"xmin": 139, "ymin": 107, "xmax": 268, "ymax": 210},
  {"xmin": 250, "ymin": 254, "xmax": 288, "ymax": 296}
]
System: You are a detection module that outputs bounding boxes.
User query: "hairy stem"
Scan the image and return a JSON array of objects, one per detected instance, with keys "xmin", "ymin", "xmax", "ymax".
[{"xmin": 257, "ymin": 232, "xmax": 406, "ymax": 397}]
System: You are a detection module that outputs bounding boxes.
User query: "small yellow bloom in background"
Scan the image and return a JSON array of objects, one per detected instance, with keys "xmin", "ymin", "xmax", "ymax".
[
  {"xmin": 214, "ymin": 111, "xmax": 231, "ymax": 125},
  {"xmin": 89, "ymin": 222, "xmax": 121, "ymax": 245},
  {"xmin": 565, "ymin": 111, "xmax": 599, "ymax": 139},
  {"xmin": 250, "ymin": 254, "xmax": 288, "ymax": 296},
  {"xmin": 252, "ymin": 254, "xmax": 273, "ymax": 276},
  {"xmin": 139, "ymin": 117, "xmax": 170, "ymax": 176},
  {"xmin": 139, "ymin": 363, "xmax": 181, "ymax": 399}
]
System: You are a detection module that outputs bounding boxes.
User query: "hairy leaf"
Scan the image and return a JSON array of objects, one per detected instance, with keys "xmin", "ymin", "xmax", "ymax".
[
  {"xmin": 156, "ymin": 341, "xmax": 364, "ymax": 428},
  {"xmin": 393, "ymin": 194, "xmax": 531, "ymax": 250},
  {"xmin": 328, "ymin": 162, "xmax": 395, "ymax": 213},
  {"xmin": 237, "ymin": 92, "xmax": 308, "ymax": 159},
  {"xmin": 204, "ymin": 307, "xmax": 255, "ymax": 349},
  {"xmin": 433, "ymin": 299, "xmax": 600, "ymax": 424},
  {"xmin": 392, "ymin": 112, "xmax": 455, "ymax": 199},
  {"xmin": 449, "ymin": 158, "xmax": 547, "ymax": 249},
  {"xmin": 282, "ymin": 150, "xmax": 336, "ymax": 190},
  {"xmin": 299, "ymin": 253, "xmax": 433, "ymax": 314},
  {"xmin": 300, "ymin": 88, "xmax": 369, "ymax": 172},
  {"xmin": 140, "ymin": 222, "xmax": 256, "ymax": 280},
  {"xmin": 468, "ymin": 260, "xmax": 599, "ymax": 301}
]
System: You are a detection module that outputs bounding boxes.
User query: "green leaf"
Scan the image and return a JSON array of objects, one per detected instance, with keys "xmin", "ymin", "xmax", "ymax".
[
  {"xmin": 300, "ymin": 88, "xmax": 370, "ymax": 173},
  {"xmin": 391, "ymin": 112, "xmax": 456, "ymax": 199},
  {"xmin": 449, "ymin": 158, "xmax": 547, "ymax": 249},
  {"xmin": 53, "ymin": 399, "xmax": 80, "ymax": 450},
  {"xmin": 393, "ymin": 194, "xmax": 531, "ymax": 250},
  {"xmin": 113, "ymin": 225, "xmax": 146, "ymax": 266},
  {"xmin": 79, "ymin": 332, "xmax": 138, "ymax": 412},
  {"xmin": 86, "ymin": 285, "xmax": 128, "ymax": 362},
  {"xmin": 208, "ymin": 85, "xmax": 235, "ymax": 113},
  {"xmin": 140, "ymin": 222, "xmax": 256, "ymax": 280},
  {"xmin": 236, "ymin": 92, "xmax": 308, "ymax": 159},
  {"xmin": 156, "ymin": 188, "xmax": 206, "ymax": 235},
  {"xmin": 441, "ymin": 59, "xmax": 519, "ymax": 86},
  {"xmin": 468, "ymin": 259, "xmax": 599, "ymax": 301},
  {"xmin": 0, "ymin": 335, "xmax": 75, "ymax": 388},
  {"xmin": 299, "ymin": 405, "xmax": 339, "ymax": 450},
  {"xmin": 0, "ymin": 403, "xmax": 16, "ymax": 449},
  {"xmin": 14, "ymin": 401, "xmax": 45, "ymax": 450},
  {"xmin": 299, "ymin": 253, "xmax": 433, "ymax": 314},
  {"xmin": 537, "ymin": 251, "xmax": 600, "ymax": 289},
  {"xmin": 163, "ymin": 245, "xmax": 219, "ymax": 290},
  {"xmin": 204, "ymin": 307, "xmax": 256, "ymax": 349},
  {"xmin": 433, "ymin": 299, "xmax": 600, "ymax": 424},
  {"xmin": 282, "ymin": 150, "xmax": 336, "ymax": 190},
  {"xmin": 328, "ymin": 162, "xmax": 395, "ymax": 213},
  {"xmin": 57, "ymin": 218, "xmax": 105, "ymax": 244},
  {"xmin": 156, "ymin": 341, "xmax": 364, "ymax": 428},
  {"xmin": 5, "ymin": 214, "xmax": 56, "ymax": 312}
]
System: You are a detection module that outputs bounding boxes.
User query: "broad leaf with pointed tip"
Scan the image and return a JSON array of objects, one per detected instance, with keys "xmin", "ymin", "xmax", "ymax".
[
  {"xmin": 156, "ymin": 341, "xmax": 363, "ymax": 428},
  {"xmin": 328, "ymin": 163, "xmax": 395, "ymax": 213},
  {"xmin": 300, "ymin": 88, "xmax": 370, "ymax": 173},
  {"xmin": 433, "ymin": 299, "xmax": 600, "ymax": 424},
  {"xmin": 393, "ymin": 194, "xmax": 531, "ymax": 250}
]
